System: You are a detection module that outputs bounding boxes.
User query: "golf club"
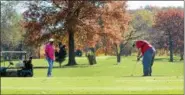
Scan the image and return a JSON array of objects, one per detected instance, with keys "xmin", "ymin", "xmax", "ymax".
[{"xmin": 131, "ymin": 60, "xmax": 140, "ymax": 76}]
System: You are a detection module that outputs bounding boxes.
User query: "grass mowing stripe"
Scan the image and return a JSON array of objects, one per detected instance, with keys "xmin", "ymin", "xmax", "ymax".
[
  {"xmin": 2, "ymin": 86, "xmax": 182, "ymax": 91},
  {"xmin": 1, "ymin": 75, "xmax": 183, "ymax": 79},
  {"xmin": 2, "ymin": 79, "xmax": 183, "ymax": 81}
]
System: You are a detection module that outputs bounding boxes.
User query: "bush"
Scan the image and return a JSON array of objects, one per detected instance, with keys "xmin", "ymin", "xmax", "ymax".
[{"xmin": 86, "ymin": 49, "xmax": 97, "ymax": 65}]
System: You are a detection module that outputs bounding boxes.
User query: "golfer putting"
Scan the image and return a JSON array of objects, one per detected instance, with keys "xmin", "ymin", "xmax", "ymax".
[{"xmin": 133, "ymin": 40, "xmax": 156, "ymax": 76}]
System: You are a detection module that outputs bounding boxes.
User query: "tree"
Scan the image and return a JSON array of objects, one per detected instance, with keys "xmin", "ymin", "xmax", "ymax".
[
  {"xmin": 22, "ymin": 1, "xmax": 131, "ymax": 65},
  {"xmin": 154, "ymin": 9, "xmax": 184, "ymax": 62},
  {"xmin": 99, "ymin": 1, "xmax": 131, "ymax": 64},
  {"xmin": 80, "ymin": 1, "xmax": 131, "ymax": 64},
  {"xmin": 110, "ymin": 7, "xmax": 153, "ymax": 60},
  {"xmin": 22, "ymin": 1, "xmax": 102, "ymax": 66},
  {"xmin": 1, "ymin": 1, "xmax": 23, "ymax": 51},
  {"xmin": 129, "ymin": 9, "xmax": 154, "ymax": 41}
]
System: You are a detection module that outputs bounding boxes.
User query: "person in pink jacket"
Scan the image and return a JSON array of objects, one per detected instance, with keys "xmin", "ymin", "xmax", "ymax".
[{"xmin": 45, "ymin": 38, "xmax": 55, "ymax": 77}]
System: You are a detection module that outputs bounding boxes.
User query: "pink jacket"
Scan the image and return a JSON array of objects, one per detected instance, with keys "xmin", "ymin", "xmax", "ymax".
[{"xmin": 45, "ymin": 43, "xmax": 55, "ymax": 60}]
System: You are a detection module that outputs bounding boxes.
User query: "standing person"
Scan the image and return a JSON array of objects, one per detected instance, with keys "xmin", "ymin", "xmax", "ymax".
[
  {"xmin": 45, "ymin": 38, "xmax": 55, "ymax": 77},
  {"xmin": 133, "ymin": 40, "xmax": 156, "ymax": 76},
  {"xmin": 55, "ymin": 42, "xmax": 67, "ymax": 67}
]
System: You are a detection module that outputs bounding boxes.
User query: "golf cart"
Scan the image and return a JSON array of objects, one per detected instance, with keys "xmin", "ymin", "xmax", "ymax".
[
  {"xmin": 0, "ymin": 51, "xmax": 33, "ymax": 77},
  {"xmin": 0, "ymin": 61, "xmax": 14, "ymax": 76}
]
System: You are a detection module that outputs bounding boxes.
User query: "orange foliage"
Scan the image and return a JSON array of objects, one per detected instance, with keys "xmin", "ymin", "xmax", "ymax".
[{"xmin": 22, "ymin": 1, "xmax": 130, "ymax": 53}]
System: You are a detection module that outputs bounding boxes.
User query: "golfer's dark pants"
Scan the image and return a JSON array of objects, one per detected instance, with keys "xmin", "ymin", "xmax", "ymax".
[{"xmin": 142, "ymin": 47, "xmax": 155, "ymax": 76}]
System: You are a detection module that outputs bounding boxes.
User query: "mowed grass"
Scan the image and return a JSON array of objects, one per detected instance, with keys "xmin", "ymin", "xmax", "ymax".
[{"xmin": 1, "ymin": 56, "xmax": 184, "ymax": 94}]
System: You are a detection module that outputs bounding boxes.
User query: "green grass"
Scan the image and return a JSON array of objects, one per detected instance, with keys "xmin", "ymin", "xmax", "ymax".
[{"xmin": 1, "ymin": 56, "xmax": 184, "ymax": 94}]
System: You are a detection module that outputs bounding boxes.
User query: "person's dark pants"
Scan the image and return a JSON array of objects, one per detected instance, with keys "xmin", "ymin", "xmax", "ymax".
[{"xmin": 142, "ymin": 47, "xmax": 156, "ymax": 76}]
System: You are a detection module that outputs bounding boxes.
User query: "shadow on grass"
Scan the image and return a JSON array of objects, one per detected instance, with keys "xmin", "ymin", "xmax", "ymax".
[
  {"xmin": 122, "ymin": 76, "xmax": 143, "ymax": 77},
  {"xmin": 62, "ymin": 64, "xmax": 92, "ymax": 68},
  {"xmin": 131, "ymin": 58, "xmax": 168, "ymax": 61},
  {"xmin": 154, "ymin": 58, "xmax": 169, "ymax": 61},
  {"xmin": 30, "ymin": 64, "xmax": 92, "ymax": 69},
  {"xmin": 7, "ymin": 63, "xmax": 95, "ymax": 69},
  {"xmin": 155, "ymin": 57, "xmax": 182, "ymax": 62},
  {"xmin": 122, "ymin": 75, "xmax": 181, "ymax": 78},
  {"xmin": 132, "ymin": 57, "xmax": 182, "ymax": 62}
]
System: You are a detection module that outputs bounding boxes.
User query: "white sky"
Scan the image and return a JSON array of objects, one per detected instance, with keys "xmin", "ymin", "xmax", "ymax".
[
  {"xmin": 127, "ymin": 1, "xmax": 184, "ymax": 10},
  {"xmin": 15, "ymin": 1, "xmax": 184, "ymax": 13}
]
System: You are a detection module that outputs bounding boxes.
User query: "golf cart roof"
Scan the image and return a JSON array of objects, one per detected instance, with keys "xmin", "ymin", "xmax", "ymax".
[{"xmin": 1, "ymin": 51, "xmax": 27, "ymax": 54}]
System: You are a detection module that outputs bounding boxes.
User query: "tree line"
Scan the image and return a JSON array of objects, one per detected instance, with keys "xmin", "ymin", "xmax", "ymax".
[{"xmin": 1, "ymin": 1, "xmax": 183, "ymax": 65}]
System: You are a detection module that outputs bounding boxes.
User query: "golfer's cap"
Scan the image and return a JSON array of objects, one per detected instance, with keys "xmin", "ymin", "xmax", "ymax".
[{"xmin": 49, "ymin": 38, "xmax": 54, "ymax": 42}]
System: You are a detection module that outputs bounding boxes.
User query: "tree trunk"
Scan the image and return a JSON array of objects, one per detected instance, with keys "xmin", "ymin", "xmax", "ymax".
[
  {"xmin": 66, "ymin": 29, "xmax": 77, "ymax": 66},
  {"xmin": 104, "ymin": 47, "xmax": 108, "ymax": 56},
  {"xmin": 59, "ymin": 62, "xmax": 62, "ymax": 68},
  {"xmin": 180, "ymin": 46, "xmax": 183, "ymax": 61},
  {"xmin": 180, "ymin": 53, "xmax": 183, "ymax": 61},
  {"xmin": 38, "ymin": 45, "xmax": 41, "ymax": 59},
  {"xmin": 117, "ymin": 53, "xmax": 121, "ymax": 63},
  {"xmin": 115, "ymin": 44, "xmax": 121, "ymax": 64},
  {"xmin": 168, "ymin": 32, "xmax": 173, "ymax": 62}
]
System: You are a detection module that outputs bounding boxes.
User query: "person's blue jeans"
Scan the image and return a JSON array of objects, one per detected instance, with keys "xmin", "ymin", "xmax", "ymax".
[
  {"xmin": 46, "ymin": 57, "xmax": 54, "ymax": 76},
  {"xmin": 142, "ymin": 47, "xmax": 156, "ymax": 76}
]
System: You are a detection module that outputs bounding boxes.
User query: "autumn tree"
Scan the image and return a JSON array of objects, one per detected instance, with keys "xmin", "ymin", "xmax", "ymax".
[
  {"xmin": 154, "ymin": 9, "xmax": 184, "ymax": 62},
  {"xmin": 75, "ymin": 1, "xmax": 131, "ymax": 64},
  {"xmin": 1, "ymin": 1, "xmax": 23, "ymax": 51},
  {"xmin": 22, "ymin": 1, "xmax": 131, "ymax": 65},
  {"xmin": 129, "ymin": 8, "xmax": 155, "ymax": 42},
  {"xmin": 22, "ymin": 1, "xmax": 102, "ymax": 65},
  {"xmin": 99, "ymin": 1, "xmax": 130, "ymax": 64}
]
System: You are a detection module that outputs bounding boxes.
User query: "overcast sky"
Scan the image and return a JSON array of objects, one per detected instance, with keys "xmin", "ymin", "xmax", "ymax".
[
  {"xmin": 15, "ymin": 1, "xmax": 184, "ymax": 13},
  {"xmin": 127, "ymin": 1, "xmax": 184, "ymax": 10}
]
